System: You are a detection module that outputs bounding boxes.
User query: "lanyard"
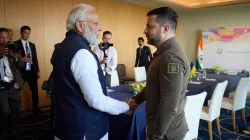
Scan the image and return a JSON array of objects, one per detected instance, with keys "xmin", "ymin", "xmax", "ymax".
[{"xmin": 1, "ymin": 57, "xmax": 12, "ymax": 78}]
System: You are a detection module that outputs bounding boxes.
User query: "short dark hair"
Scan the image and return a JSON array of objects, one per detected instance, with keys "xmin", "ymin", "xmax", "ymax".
[
  {"xmin": 103, "ymin": 31, "xmax": 112, "ymax": 36},
  {"xmin": 147, "ymin": 7, "xmax": 178, "ymax": 31},
  {"xmin": 138, "ymin": 37, "xmax": 144, "ymax": 42},
  {"xmin": 20, "ymin": 25, "xmax": 31, "ymax": 33},
  {"xmin": 0, "ymin": 27, "xmax": 9, "ymax": 33}
]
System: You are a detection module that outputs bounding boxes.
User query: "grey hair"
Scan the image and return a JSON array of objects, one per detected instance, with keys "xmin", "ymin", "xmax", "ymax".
[{"xmin": 66, "ymin": 4, "xmax": 95, "ymax": 30}]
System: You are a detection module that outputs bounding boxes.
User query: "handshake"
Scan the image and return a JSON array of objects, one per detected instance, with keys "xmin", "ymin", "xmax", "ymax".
[{"xmin": 124, "ymin": 98, "xmax": 139, "ymax": 115}]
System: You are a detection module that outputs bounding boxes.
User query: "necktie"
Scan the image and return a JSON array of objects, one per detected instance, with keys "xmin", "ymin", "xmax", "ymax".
[
  {"xmin": 140, "ymin": 48, "xmax": 142, "ymax": 56},
  {"xmin": 26, "ymin": 42, "xmax": 30, "ymax": 57},
  {"xmin": 25, "ymin": 42, "xmax": 32, "ymax": 71}
]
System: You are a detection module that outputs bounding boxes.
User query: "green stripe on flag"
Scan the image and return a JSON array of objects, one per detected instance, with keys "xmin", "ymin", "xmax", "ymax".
[{"xmin": 196, "ymin": 60, "xmax": 202, "ymax": 70}]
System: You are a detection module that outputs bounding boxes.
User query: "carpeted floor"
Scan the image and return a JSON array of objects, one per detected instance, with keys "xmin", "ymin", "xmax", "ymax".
[
  {"xmin": 198, "ymin": 101, "xmax": 250, "ymax": 140},
  {"xmin": 20, "ymin": 102, "xmax": 250, "ymax": 140},
  {"xmin": 20, "ymin": 106, "xmax": 52, "ymax": 140}
]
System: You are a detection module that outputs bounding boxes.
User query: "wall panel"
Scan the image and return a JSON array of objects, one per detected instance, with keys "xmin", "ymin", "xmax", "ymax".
[
  {"xmin": 98, "ymin": 0, "xmax": 118, "ymax": 45},
  {"xmin": 116, "ymin": 2, "xmax": 134, "ymax": 76},
  {"xmin": 0, "ymin": 0, "xmax": 5, "ymax": 27},
  {"xmin": 73, "ymin": 0, "xmax": 97, "ymax": 8}
]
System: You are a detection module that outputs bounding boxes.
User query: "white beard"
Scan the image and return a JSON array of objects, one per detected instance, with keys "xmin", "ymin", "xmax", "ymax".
[{"xmin": 82, "ymin": 25, "xmax": 100, "ymax": 46}]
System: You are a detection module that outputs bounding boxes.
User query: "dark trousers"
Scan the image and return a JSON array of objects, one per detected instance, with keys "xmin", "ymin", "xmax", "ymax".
[
  {"xmin": 50, "ymin": 92, "xmax": 56, "ymax": 138},
  {"xmin": 24, "ymin": 71, "xmax": 39, "ymax": 111},
  {"xmin": 0, "ymin": 87, "xmax": 21, "ymax": 134}
]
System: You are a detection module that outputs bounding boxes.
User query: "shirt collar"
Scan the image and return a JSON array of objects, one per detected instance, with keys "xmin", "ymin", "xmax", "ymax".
[
  {"xmin": 153, "ymin": 37, "xmax": 176, "ymax": 57},
  {"xmin": 21, "ymin": 39, "xmax": 28, "ymax": 45}
]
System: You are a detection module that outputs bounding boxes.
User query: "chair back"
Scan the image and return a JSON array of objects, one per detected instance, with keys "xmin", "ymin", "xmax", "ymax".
[
  {"xmin": 116, "ymin": 64, "xmax": 126, "ymax": 78},
  {"xmin": 184, "ymin": 92, "xmax": 207, "ymax": 140},
  {"xmin": 233, "ymin": 77, "xmax": 250, "ymax": 111},
  {"xmin": 209, "ymin": 80, "xmax": 228, "ymax": 120},
  {"xmin": 134, "ymin": 67, "xmax": 146, "ymax": 82},
  {"xmin": 109, "ymin": 70, "xmax": 119, "ymax": 87}
]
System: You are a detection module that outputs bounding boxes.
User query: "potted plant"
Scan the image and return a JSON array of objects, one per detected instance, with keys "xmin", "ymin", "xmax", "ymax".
[
  {"xmin": 212, "ymin": 66, "xmax": 222, "ymax": 74},
  {"xmin": 130, "ymin": 82, "xmax": 146, "ymax": 94}
]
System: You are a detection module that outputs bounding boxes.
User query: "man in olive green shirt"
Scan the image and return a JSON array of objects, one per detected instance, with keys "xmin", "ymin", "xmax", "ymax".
[{"xmin": 143, "ymin": 7, "xmax": 190, "ymax": 140}]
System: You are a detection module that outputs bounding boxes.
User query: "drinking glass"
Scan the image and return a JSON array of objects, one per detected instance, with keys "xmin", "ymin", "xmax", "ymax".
[{"xmin": 202, "ymin": 70, "xmax": 206, "ymax": 79}]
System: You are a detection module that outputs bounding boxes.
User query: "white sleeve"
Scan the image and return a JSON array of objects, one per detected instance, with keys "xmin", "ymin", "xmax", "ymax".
[
  {"xmin": 110, "ymin": 47, "xmax": 118, "ymax": 70},
  {"xmin": 71, "ymin": 49, "xmax": 129, "ymax": 115}
]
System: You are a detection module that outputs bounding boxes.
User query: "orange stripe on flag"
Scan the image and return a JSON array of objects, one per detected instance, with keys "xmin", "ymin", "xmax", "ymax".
[{"xmin": 199, "ymin": 34, "xmax": 203, "ymax": 51}]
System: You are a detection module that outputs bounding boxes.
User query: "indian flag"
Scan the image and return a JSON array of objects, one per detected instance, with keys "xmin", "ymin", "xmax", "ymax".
[{"xmin": 196, "ymin": 34, "xmax": 203, "ymax": 70}]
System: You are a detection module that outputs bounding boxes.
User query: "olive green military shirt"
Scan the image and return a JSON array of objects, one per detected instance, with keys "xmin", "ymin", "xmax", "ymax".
[{"xmin": 146, "ymin": 37, "xmax": 190, "ymax": 140}]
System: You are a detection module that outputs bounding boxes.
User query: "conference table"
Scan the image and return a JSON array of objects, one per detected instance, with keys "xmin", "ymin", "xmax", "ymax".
[
  {"xmin": 108, "ymin": 71, "xmax": 249, "ymax": 140},
  {"xmin": 205, "ymin": 70, "xmax": 249, "ymax": 97}
]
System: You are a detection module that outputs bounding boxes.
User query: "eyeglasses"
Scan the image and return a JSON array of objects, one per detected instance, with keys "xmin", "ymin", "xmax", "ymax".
[{"xmin": 79, "ymin": 20, "xmax": 99, "ymax": 26}]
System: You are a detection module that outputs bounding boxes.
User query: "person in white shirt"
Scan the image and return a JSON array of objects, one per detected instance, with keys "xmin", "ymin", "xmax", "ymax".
[
  {"xmin": 93, "ymin": 31, "xmax": 117, "ymax": 73},
  {"xmin": 52, "ymin": 4, "xmax": 137, "ymax": 140}
]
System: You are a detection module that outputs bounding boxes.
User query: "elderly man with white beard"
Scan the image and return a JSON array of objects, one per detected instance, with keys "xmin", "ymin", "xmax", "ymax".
[{"xmin": 52, "ymin": 4, "xmax": 137, "ymax": 140}]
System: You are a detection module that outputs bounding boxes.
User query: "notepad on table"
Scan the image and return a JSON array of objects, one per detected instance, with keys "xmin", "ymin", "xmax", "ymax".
[
  {"xmin": 226, "ymin": 72, "xmax": 238, "ymax": 75},
  {"xmin": 205, "ymin": 79, "xmax": 217, "ymax": 81},
  {"xmin": 107, "ymin": 89, "xmax": 114, "ymax": 92},
  {"xmin": 189, "ymin": 81, "xmax": 202, "ymax": 84}
]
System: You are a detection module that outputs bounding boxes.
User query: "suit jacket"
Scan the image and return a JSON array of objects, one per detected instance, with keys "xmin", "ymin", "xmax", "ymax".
[
  {"xmin": 14, "ymin": 39, "xmax": 39, "ymax": 74},
  {"xmin": 135, "ymin": 46, "xmax": 152, "ymax": 68}
]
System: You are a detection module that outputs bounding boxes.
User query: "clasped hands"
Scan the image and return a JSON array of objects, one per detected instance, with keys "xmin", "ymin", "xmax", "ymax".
[{"xmin": 124, "ymin": 98, "xmax": 138, "ymax": 115}]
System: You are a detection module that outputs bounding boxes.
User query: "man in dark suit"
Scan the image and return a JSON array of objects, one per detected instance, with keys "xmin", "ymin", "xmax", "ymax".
[
  {"xmin": 0, "ymin": 28, "xmax": 24, "ymax": 140},
  {"xmin": 135, "ymin": 37, "xmax": 153, "ymax": 71},
  {"xmin": 14, "ymin": 25, "xmax": 40, "ymax": 113}
]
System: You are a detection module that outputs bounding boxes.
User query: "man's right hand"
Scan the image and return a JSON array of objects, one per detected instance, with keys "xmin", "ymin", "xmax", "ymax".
[
  {"xmin": 124, "ymin": 98, "xmax": 138, "ymax": 114},
  {"xmin": 21, "ymin": 56, "xmax": 32, "ymax": 63},
  {"xmin": 0, "ymin": 47, "xmax": 9, "ymax": 55},
  {"xmin": 100, "ymin": 58, "xmax": 107, "ymax": 64}
]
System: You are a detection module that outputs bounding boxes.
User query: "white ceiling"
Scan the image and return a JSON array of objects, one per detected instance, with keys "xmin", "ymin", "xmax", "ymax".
[
  {"xmin": 121, "ymin": 0, "xmax": 250, "ymax": 9},
  {"xmin": 121, "ymin": 0, "xmax": 184, "ymax": 12}
]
